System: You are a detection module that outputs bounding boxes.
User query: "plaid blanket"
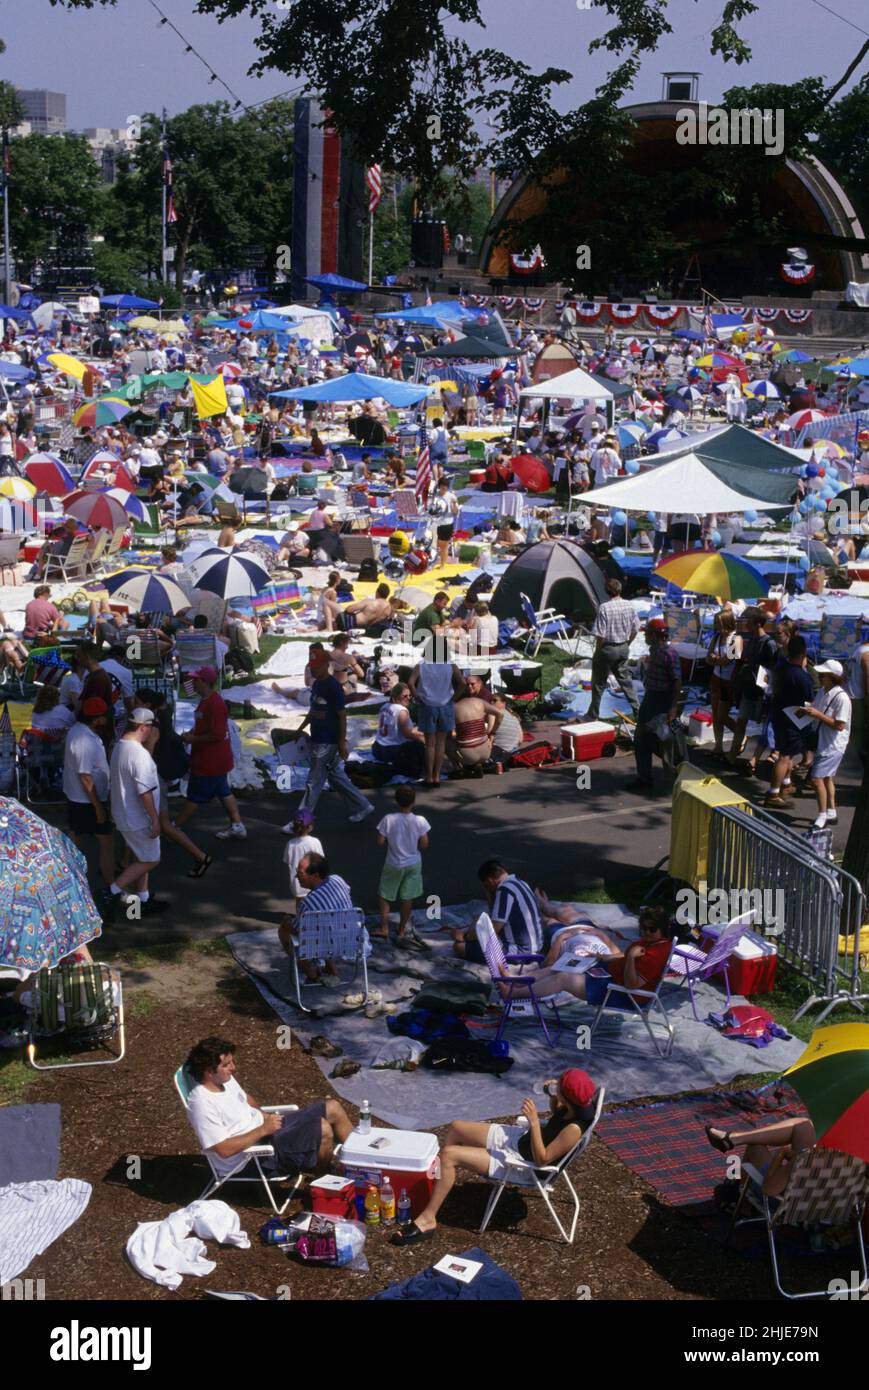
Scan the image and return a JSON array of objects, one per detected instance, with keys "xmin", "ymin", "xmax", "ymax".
[{"xmin": 596, "ymin": 1082, "xmax": 805, "ymax": 1209}]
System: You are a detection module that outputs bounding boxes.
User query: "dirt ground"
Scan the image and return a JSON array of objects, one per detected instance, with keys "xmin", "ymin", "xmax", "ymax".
[{"xmin": 11, "ymin": 951, "xmax": 819, "ymax": 1304}]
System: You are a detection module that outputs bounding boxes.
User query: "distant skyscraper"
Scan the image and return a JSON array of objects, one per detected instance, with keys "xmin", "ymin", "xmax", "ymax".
[{"xmin": 15, "ymin": 89, "xmax": 67, "ymax": 136}]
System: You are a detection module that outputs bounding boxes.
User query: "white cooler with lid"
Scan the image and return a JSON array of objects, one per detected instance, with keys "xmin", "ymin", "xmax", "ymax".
[{"xmin": 338, "ymin": 1127, "xmax": 440, "ymax": 1218}]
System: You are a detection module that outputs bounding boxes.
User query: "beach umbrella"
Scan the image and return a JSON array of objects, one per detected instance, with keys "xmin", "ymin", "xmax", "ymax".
[
  {"xmin": 0, "ymin": 476, "xmax": 36, "ymax": 501},
  {"xmin": 511, "ymin": 454, "xmax": 552, "ymax": 494},
  {"xmin": 617, "ymin": 422, "xmax": 647, "ymax": 448},
  {"xmin": 809, "ymin": 439, "xmax": 846, "ymax": 460},
  {"xmin": 23, "ymin": 453, "xmax": 74, "ymax": 495},
  {"xmin": 786, "ymin": 409, "xmax": 828, "ymax": 429},
  {"xmin": 99, "ymin": 487, "xmax": 149, "ymax": 522},
  {"xmin": 42, "ymin": 351, "xmax": 88, "ymax": 381},
  {"xmin": 0, "ymin": 798, "xmax": 102, "ymax": 975},
  {"xmin": 783, "ymin": 1024, "xmax": 869, "ymax": 1163},
  {"xmin": 839, "ymin": 357, "xmax": 869, "ymax": 378},
  {"xmin": 219, "ymin": 362, "xmax": 244, "ymax": 380},
  {"xmin": 774, "ymin": 348, "xmax": 813, "ymax": 364},
  {"xmin": 645, "ymin": 426, "xmax": 687, "ymax": 451},
  {"xmin": 103, "ymin": 568, "xmax": 191, "ymax": 615},
  {"xmin": 73, "ymin": 398, "xmax": 132, "ymax": 430},
  {"xmin": 62, "ymin": 488, "xmax": 129, "ymax": 531},
  {"xmin": 185, "ymin": 547, "xmax": 271, "ymax": 599},
  {"xmin": 677, "ymin": 385, "xmax": 705, "ymax": 402},
  {"xmin": 653, "ymin": 549, "xmax": 766, "ymax": 600},
  {"xmin": 746, "ymin": 379, "xmax": 780, "ymax": 399}
]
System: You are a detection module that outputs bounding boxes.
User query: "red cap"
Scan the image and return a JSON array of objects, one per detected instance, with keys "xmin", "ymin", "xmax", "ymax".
[
  {"xmin": 191, "ymin": 666, "xmax": 218, "ymax": 684},
  {"xmin": 645, "ymin": 617, "xmax": 669, "ymax": 635},
  {"xmin": 81, "ymin": 697, "xmax": 108, "ymax": 717},
  {"xmin": 559, "ymin": 1069, "xmax": 597, "ymax": 1107}
]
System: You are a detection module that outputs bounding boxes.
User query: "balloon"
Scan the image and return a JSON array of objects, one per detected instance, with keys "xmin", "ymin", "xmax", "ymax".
[
  {"xmin": 806, "ymin": 462, "xmax": 819, "ymax": 477},
  {"xmin": 744, "ymin": 510, "xmax": 758, "ymax": 523},
  {"xmin": 817, "ymin": 466, "xmax": 826, "ymax": 478},
  {"xmin": 612, "ymin": 509, "xmax": 628, "ymax": 526},
  {"xmin": 710, "ymin": 530, "xmax": 721, "ymax": 546},
  {"xmin": 813, "ymin": 495, "xmax": 827, "ymax": 511},
  {"xmin": 647, "ymin": 511, "xmax": 656, "ymax": 523},
  {"xmin": 625, "ymin": 458, "xmax": 640, "ymax": 475},
  {"xmin": 611, "ymin": 547, "xmax": 626, "ymax": 563},
  {"xmin": 693, "ymin": 539, "xmax": 703, "ymax": 548},
  {"xmin": 798, "ymin": 499, "xmax": 810, "ymax": 515}
]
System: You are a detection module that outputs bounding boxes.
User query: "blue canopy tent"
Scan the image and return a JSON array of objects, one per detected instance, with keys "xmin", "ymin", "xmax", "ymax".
[
  {"xmin": 0, "ymin": 361, "xmax": 36, "ymax": 382},
  {"xmin": 99, "ymin": 294, "xmax": 161, "ymax": 311},
  {"xmin": 0, "ymin": 304, "xmax": 35, "ymax": 324},
  {"xmin": 271, "ymin": 371, "xmax": 429, "ymax": 406},
  {"xmin": 305, "ymin": 273, "xmax": 369, "ymax": 308},
  {"xmin": 377, "ymin": 300, "xmax": 488, "ymax": 328},
  {"xmin": 672, "ymin": 328, "xmax": 705, "ymax": 342},
  {"xmin": 215, "ymin": 309, "xmax": 303, "ymax": 335}
]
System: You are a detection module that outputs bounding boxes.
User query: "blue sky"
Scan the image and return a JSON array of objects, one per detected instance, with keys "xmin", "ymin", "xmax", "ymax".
[{"xmin": 2, "ymin": 0, "xmax": 868, "ymax": 129}]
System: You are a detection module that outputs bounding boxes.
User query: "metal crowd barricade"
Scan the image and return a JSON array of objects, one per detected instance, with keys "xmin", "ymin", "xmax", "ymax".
[{"xmin": 708, "ymin": 804, "xmax": 868, "ymax": 1022}]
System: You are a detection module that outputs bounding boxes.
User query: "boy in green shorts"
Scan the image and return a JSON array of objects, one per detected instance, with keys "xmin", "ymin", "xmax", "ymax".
[{"xmin": 375, "ymin": 785, "xmax": 431, "ymax": 949}]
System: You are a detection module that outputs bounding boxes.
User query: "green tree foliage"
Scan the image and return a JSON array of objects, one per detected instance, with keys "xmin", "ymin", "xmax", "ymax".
[
  {"xmin": 7, "ymin": 133, "xmax": 103, "ymax": 277},
  {"xmin": 0, "ymin": 80, "xmax": 24, "ymax": 133}
]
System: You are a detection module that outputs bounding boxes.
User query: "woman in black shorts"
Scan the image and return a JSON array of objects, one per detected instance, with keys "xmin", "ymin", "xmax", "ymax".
[{"xmin": 428, "ymin": 476, "xmax": 459, "ymax": 568}]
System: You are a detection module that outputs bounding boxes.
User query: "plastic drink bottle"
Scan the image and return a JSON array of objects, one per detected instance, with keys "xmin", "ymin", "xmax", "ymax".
[
  {"xmin": 380, "ymin": 1178, "xmax": 396, "ymax": 1226},
  {"xmin": 397, "ymin": 1187, "xmax": 412, "ymax": 1226},
  {"xmin": 358, "ymin": 1099, "xmax": 371, "ymax": 1136},
  {"xmin": 364, "ymin": 1183, "xmax": 381, "ymax": 1225},
  {"xmin": 354, "ymin": 1179, "xmax": 367, "ymax": 1222}
]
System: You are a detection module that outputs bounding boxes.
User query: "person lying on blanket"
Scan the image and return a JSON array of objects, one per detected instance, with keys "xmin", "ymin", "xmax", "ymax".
[{"xmin": 390, "ymin": 1068, "xmax": 601, "ymax": 1247}]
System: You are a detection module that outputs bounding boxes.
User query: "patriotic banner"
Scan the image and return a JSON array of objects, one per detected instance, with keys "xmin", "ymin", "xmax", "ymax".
[
  {"xmin": 415, "ymin": 425, "xmax": 431, "ymax": 505},
  {"xmin": 509, "ymin": 250, "xmax": 544, "ymax": 275},
  {"xmin": 754, "ymin": 307, "xmax": 780, "ymax": 323},
  {"xmin": 523, "ymin": 296, "xmax": 545, "ymax": 313},
  {"xmin": 366, "ymin": 164, "xmax": 382, "ymax": 215},
  {"xmin": 781, "ymin": 262, "xmax": 815, "ymax": 285},
  {"xmin": 644, "ymin": 304, "xmax": 681, "ymax": 326},
  {"xmin": 576, "ymin": 301, "xmax": 602, "ymax": 322},
  {"xmin": 783, "ymin": 307, "xmax": 813, "ymax": 324},
  {"xmin": 608, "ymin": 303, "xmax": 641, "ymax": 324},
  {"xmin": 499, "ymin": 296, "xmax": 518, "ymax": 313},
  {"xmin": 471, "ymin": 295, "xmax": 489, "ymax": 307},
  {"xmin": 163, "ymin": 140, "xmax": 178, "ymax": 225}
]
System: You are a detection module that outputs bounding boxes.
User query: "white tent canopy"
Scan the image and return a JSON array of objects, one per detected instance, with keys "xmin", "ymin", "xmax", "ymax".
[
  {"xmin": 270, "ymin": 305, "xmax": 335, "ymax": 342},
  {"xmin": 582, "ymin": 453, "xmax": 782, "ymax": 513},
  {"xmin": 519, "ymin": 366, "xmax": 614, "ymax": 401}
]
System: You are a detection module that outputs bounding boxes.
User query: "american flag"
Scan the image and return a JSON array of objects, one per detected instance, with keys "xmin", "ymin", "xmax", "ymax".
[
  {"xmin": 442, "ymin": 223, "xmax": 451, "ymax": 255},
  {"xmin": 703, "ymin": 311, "xmax": 713, "ymax": 338},
  {"xmin": 163, "ymin": 140, "xmax": 178, "ymax": 225},
  {"xmin": 366, "ymin": 165, "xmax": 382, "ymax": 215},
  {"xmin": 414, "ymin": 424, "xmax": 431, "ymax": 505},
  {"xmin": 425, "ymin": 287, "xmax": 432, "ymax": 307}
]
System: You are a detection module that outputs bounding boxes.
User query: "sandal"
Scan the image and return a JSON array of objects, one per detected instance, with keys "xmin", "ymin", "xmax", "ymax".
[
  {"xmin": 705, "ymin": 1125, "xmax": 735, "ymax": 1153},
  {"xmin": 390, "ymin": 1222, "xmax": 436, "ymax": 1248},
  {"xmin": 187, "ymin": 854, "xmax": 213, "ymax": 879}
]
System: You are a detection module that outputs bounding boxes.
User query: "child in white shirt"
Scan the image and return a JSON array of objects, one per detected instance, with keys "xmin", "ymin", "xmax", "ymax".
[
  {"xmin": 375, "ymin": 785, "xmax": 431, "ymax": 949},
  {"xmin": 278, "ymin": 807, "xmax": 324, "ymax": 955}
]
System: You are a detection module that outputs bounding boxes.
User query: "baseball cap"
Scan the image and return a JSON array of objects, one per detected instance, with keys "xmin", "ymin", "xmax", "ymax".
[
  {"xmin": 814, "ymin": 659, "xmax": 844, "ymax": 678},
  {"xmin": 559, "ymin": 1069, "xmax": 597, "ymax": 1107},
  {"xmin": 645, "ymin": 617, "xmax": 669, "ymax": 635},
  {"xmin": 191, "ymin": 665, "xmax": 218, "ymax": 684},
  {"xmin": 81, "ymin": 696, "xmax": 108, "ymax": 717},
  {"xmin": 130, "ymin": 708, "xmax": 156, "ymax": 726}
]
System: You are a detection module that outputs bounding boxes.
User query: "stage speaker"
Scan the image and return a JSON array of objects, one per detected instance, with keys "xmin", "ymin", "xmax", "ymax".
[{"xmin": 411, "ymin": 220, "xmax": 444, "ymax": 269}]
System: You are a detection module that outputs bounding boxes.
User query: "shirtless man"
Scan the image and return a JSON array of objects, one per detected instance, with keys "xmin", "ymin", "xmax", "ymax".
[{"xmin": 333, "ymin": 583, "xmax": 395, "ymax": 634}]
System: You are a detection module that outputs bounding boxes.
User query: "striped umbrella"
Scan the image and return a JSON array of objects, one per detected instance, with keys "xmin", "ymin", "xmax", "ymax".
[
  {"xmin": 73, "ymin": 398, "xmax": 132, "ymax": 429},
  {"xmin": 617, "ymin": 421, "xmax": 648, "ymax": 448},
  {"xmin": 101, "ymin": 487, "xmax": 149, "ymax": 522},
  {"xmin": 653, "ymin": 549, "xmax": 766, "ymax": 600},
  {"xmin": 186, "ymin": 546, "xmax": 271, "ymax": 599},
  {"xmin": 62, "ymin": 488, "xmax": 130, "ymax": 531},
  {"xmin": 746, "ymin": 379, "xmax": 780, "ymax": 399},
  {"xmin": 0, "ymin": 499, "xmax": 41, "ymax": 532},
  {"xmin": 24, "ymin": 454, "xmax": 74, "ymax": 496},
  {"xmin": 645, "ymin": 426, "xmax": 687, "ymax": 451},
  {"xmin": 0, "ymin": 476, "xmax": 36, "ymax": 501},
  {"xmin": 783, "ymin": 1023, "xmax": 869, "ymax": 1163},
  {"xmin": 676, "ymin": 385, "xmax": 705, "ymax": 402},
  {"xmin": 103, "ymin": 569, "xmax": 191, "ymax": 615},
  {"xmin": 786, "ymin": 409, "xmax": 828, "ymax": 429}
]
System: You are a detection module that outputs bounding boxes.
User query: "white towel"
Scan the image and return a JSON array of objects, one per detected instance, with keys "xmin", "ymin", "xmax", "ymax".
[
  {"xmin": 0, "ymin": 1178, "xmax": 92, "ymax": 1282},
  {"xmin": 126, "ymin": 1200, "xmax": 249, "ymax": 1290}
]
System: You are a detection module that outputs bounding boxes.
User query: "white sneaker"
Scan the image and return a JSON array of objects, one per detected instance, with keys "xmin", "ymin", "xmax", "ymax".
[
  {"xmin": 825, "ymin": 810, "xmax": 838, "ymax": 824},
  {"xmin": 813, "ymin": 812, "xmax": 828, "ymax": 829},
  {"xmin": 216, "ymin": 823, "xmax": 247, "ymax": 839},
  {"xmin": 348, "ymin": 804, "xmax": 374, "ymax": 823}
]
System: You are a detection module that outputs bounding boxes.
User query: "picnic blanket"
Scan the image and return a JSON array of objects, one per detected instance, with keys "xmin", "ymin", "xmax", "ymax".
[
  {"xmin": 596, "ymin": 1082, "xmax": 805, "ymax": 1208},
  {"xmin": 0, "ymin": 1105, "xmax": 61, "ymax": 1186},
  {"xmin": 226, "ymin": 901, "xmax": 804, "ymax": 1130},
  {"xmin": 0, "ymin": 1178, "xmax": 92, "ymax": 1282}
]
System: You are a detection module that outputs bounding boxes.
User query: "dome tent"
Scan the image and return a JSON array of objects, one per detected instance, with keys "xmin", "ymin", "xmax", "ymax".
[{"xmin": 491, "ymin": 540, "xmax": 609, "ymax": 625}]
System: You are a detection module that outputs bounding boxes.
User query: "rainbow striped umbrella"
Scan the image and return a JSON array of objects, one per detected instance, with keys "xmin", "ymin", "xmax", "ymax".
[
  {"xmin": 653, "ymin": 549, "xmax": 766, "ymax": 600},
  {"xmin": 783, "ymin": 1023, "xmax": 869, "ymax": 1163},
  {"xmin": 73, "ymin": 397, "xmax": 132, "ymax": 429}
]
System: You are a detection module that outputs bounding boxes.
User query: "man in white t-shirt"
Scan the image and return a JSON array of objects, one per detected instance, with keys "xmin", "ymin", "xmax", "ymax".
[
  {"xmin": 590, "ymin": 437, "xmax": 621, "ymax": 488},
  {"xmin": 62, "ymin": 697, "xmax": 115, "ymax": 886},
  {"xmin": 375, "ymin": 784, "xmax": 430, "ymax": 947},
  {"xmin": 107, "ymin": 709, "xmax": 166, "ymax": 915},
  {"xmin": 184, "ymin": 1037, "xmax": 353, "ymax": 1179}
]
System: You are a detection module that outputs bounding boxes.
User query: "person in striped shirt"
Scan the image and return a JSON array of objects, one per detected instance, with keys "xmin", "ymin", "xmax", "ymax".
[
  {"xmin": 452, "ymin": 860, "xmax": 543, "ymax": 962},
  {"xmin": 293, "ymin": 853, "xmax": 354, "ymax": 987}
]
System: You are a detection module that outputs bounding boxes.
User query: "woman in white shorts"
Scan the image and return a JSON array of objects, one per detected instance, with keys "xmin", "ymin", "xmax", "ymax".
[
  {"xmin": 390, "ymin": 1069, "xmax": 600, "ymax": 1246},
  {"xmin": 800, "ymin": 660, "xmax": 852, "ymax": 830}
]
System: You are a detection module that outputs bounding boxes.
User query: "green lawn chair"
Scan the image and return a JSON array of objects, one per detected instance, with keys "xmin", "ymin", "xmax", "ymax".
[{"xmin": 27, "ymin": 961, "xmax": 125, "ymax": 1070}]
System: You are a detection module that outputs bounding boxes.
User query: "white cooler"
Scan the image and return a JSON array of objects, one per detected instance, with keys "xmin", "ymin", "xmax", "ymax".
[{"xmin": 338, "ymin": 1127, "xmax": 440, "ymax": 1218}]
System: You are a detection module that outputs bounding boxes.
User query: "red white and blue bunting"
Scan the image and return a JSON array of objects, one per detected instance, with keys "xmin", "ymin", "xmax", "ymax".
[
  {"xmin": 781, "ymin": 262, "xmax": 816, "ymax": 285},
  {"xmin": 783, "ymin": 307, "xmax": 813, "ymax": 324},
  {"xmin": 644, "ymin": 304, "xmax": 681, "ymax": 326},
  {"xmin": 576, "ymin": 301, "xmax": 603, "ymax": 322},
  {"xmin": 522, "ymin": 296, "xmax": 545, "ymax": 313},
  {"xmin": 499, "ymin": 296, "xmax": 519, "ymax": 313},
  {"xmin": 752, "ymin": 307, "xmax": 781, "ymax": 324},
  {"xmin": 608, "ymin": 303, "xmax": 641, "ymax": 323},
  {"xmin": 509, "ymin": 250, "xmax": 544, "ymax": 275}
]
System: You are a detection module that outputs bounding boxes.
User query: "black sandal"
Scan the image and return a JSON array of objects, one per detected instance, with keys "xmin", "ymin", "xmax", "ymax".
[
  {"xmin": 706, "ymin": 1125, "xmax": 734, "ymax": 1153},
  {"xmin": 187, "ymin": 854, "xmax": 213, "ymax": 879},
  {"xmin": 390, "ymin": 1222, "xmax": 435, "ymax": 1247}
]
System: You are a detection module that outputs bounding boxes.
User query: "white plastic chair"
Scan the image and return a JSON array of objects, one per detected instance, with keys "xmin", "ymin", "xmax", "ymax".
[
  {"xmin": 479, "ymin": 1084, "xmax": 606, "ymax": 1244},
  {"xmin": 174, "ymin": 1065, "xmax": 302, "ymax": 1216}
]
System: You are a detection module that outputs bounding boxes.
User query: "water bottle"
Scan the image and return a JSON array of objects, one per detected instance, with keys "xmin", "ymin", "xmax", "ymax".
[
  {"xmin": 358, "ymin": 1099, "xmax": 371, "ymax": 1136},
  {"xmin": 397, "ymin": 1187, "xmax": 411, "ymax": 1226},
  {"xmin": 364, "ymin": 1183, "xmax": 381, "ymax": 1226},
  {"xmin": 354, "ymin": 1178, "xmax": 367, "ymax": 1223},
  {"xmin": 380, "ymin": 1177, "xmax": 396, "ymax": 1227}
]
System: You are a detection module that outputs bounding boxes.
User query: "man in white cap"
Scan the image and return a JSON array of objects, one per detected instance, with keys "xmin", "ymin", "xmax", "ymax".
[{"xmin": 107, "ymin": 707, "xmax": 167, "ymax": 914}]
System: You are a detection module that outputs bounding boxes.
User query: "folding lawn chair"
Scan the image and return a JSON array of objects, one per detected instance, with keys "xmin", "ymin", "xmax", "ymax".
[
  {"xmin": 27, "ymin": 961, "xmax": 125, "ymax": 1070},
  {"xmin": 17, "ymin": 727, "xmax": 64, "ymax": 802},
  {"xmin": 290, "ymin": 907, "xmax": 370, "ymax": 1015},
  {"xmin": 668, "ymin": 911, "xmax": 757, "ymax": 1022},
  {"xmin": 393, "ymin": 488, "xmax": 427, "ymax": 522},
  {"xmin": 174, "ymin": 1065, "xmax": 303, "ymax": 1215},
  {"xmin": 587, "ymin": 938, "xmax": 677, "ymax": 1059},
  {"xmin": 498, "ymin": 661, "xmax": 544, "ymax": 724},
  {"xmin": 731, "ymin": 1147, "xmax": 869, "ymax": 1300},
  {"xmin": 479, "ymin": 1084, "xmax": 606, "ymax": 1244},
  {"xmin": 519, "ymin": 592, "xmax": 570, "ymax": 658},
  {"xmin": 663, "ymin": 603, "xmax": 704, "ymax": 681},
  {"xmin": 43, "ymin": 534, "xmax": 91, "ymax": 583},
  {"xmin": 175, "ymin": 633, "xmax": 222, "ymax": 691},
  {"xmin": 0, "ymin": 534, "xmax": 21, "ymax": 584},
  {"xmin": 474, "ymin": 912, "xmax": 562, "ymax": 1048},
  {"xmin": 341, "ymin": 534, "xmax": 379, "ymax": 570}
]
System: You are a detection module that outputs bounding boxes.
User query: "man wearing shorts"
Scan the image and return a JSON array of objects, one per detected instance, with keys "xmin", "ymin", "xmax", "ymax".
[
  {"xmin": 176, "ymin": 666, "xmax": 247, "ymax": 840},
  {"xmin": 408, "ymin": 655, "xmax": 464, "ymax": 787},
  {"xmin": 62, "ymin": 696, "xmax": 115, "ymax": 888},
  {"xmin": 184, "ymin": 1036, "xmax": 353, "ymax": 1179},
  {"xmin": 107, "ymin": 708, "xmax": 167, "ymax": 914}
]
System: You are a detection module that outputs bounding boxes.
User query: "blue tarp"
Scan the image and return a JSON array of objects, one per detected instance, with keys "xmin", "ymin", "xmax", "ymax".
[
  {"xmin": 0, "ymin": 304, "xmax": 34, "ymax": 322},
  {"xmin": 305, "ymin": 273, "xmax": 369, "ymax": 292},
  {"xmin": 216, "ymin": 309, "xmax": 302, "ymax": 334},
  {"xmin": 99, "ymin": 294, "xmax": 161, "ymax": 310},
  {"xmin": 271, "ymin": 371, "xmax": 429, "ymax": 406},
  {"xmin": 0, "ymin": 361, "xmax": 35, "ymax": 382}
]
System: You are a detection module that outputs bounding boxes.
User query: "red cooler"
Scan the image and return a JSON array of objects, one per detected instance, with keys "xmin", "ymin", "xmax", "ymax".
[
  {"xmin": 338, "ymin": 1128, "xmax": 440, "ymax": 1218},
  {"xmin": 560, "ymin": 721, "xmax": 616, "ymax": 760}
]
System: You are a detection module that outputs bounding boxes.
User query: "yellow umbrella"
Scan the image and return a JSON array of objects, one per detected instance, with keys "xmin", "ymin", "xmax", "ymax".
[
  {"xmin": 0, "ymin": 476, "xmax": 36, "ymax": 500},
  {"xmin": 44, "ymin": 352, "xmax": 87, "ymax": 381},
  {"xmin": 127, "ymin": 315, "xmax": 162, "ymax": 330},
  {"xmin": 428, "ymin": 380, "xmax": 458, "ymax": 394}
]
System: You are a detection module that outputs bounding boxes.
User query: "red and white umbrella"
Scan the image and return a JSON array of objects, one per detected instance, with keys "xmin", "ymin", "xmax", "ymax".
[
  {"xmin": 219, "ymin": 362, "xmax": 244, "ymax": 381},
  {"xmin": 62, "ymin": 488, "xmax": 130, "ymax": 531},
  {"xmin": 24, "ymin": 452, "xmax": 75, "ymax": 496},
  {"xmin": 786, "ymin": 409, "xmax": 828, "ymax": 429}
]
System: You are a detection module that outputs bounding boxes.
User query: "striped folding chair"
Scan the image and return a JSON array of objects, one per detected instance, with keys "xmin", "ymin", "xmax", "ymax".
[
  {"xmin": 28, "ymin": 962, "xmax": 125, "ymax": 1070},
  {"xmin": 474, "ymin": 913, "xmax": 562, "ymax": 1048},
  {"xmin": 291, "ymin": 907, "xmax": 370, "ymax": 1014},
  {"xmin": 668, "ymin": 911, "xmax": 758, "ymax": 1022}
]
